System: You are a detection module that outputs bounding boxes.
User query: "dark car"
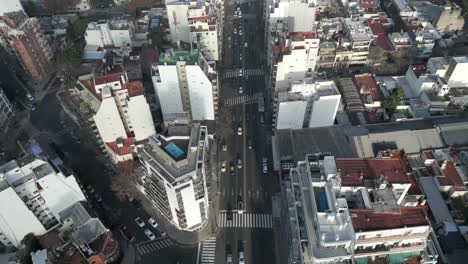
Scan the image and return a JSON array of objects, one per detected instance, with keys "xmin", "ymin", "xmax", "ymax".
[{"xmin": 118, "ymin": 225, "xmax": 135, "ymax": 242}]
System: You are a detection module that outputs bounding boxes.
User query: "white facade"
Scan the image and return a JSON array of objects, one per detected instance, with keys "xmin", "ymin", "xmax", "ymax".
[
  {"xmin": 138, "ymin": 124, "xmax": 210, "ymax": 231},
  {"xmin": 0, "ymin": 158, "xmax": 86, "ymax": 247},
  {"xmin": 275, "ymin": 37, "xmax": 320, "ymax": 91},
  {"xmin": 275, "ymin": 80, "xmax": 341, "ymax": 129},
  {"xmin": 0, "ymin": 0, "xmax": 23, "ymax": 16},
  {"xmin": 445, "ymin": 57, "xmax": 468, "ymax": 88},
  {"xmin": 93, "ymin": 89, "xmax": 128, "ymax": 143},
  {"xmin": 166, "ymin": 3, "xmax": 191, "ymax": 44},
  {"xmin": 186, "ymin": 65, "xmax": 215, "ymax": 120},
  {"xmin": 268, "ymin": 0, "xmax": 316, "ymax": 33},
  {"xmin": 189, "ymin": 16, "xmax": 219, "ymax": 61},
  {"xmin": 127, "ymin": 95, "xmax": 157, "ymax": 141},
  {"xmin": 85, "ymin": 20, "xmax": 133, "ymax": 48},
  {"xmin": 151, "ymin": 51, "xmax": 216, "ymax": 125}
]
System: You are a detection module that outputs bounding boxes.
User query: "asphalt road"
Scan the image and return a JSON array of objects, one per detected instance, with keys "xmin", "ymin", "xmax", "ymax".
[{"xmin": 213, "ymin": 0, "xmax": 278, "ymax": 263}]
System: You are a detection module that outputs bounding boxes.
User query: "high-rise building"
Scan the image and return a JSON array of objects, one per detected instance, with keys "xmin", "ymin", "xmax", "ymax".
[
  {"xmin": 0, "ymin": 0, "xmax": 23, "ymax": 16},
  {"xmin": 73, "ymin": 73, "xmax": 156, "ymax": 163},
  {"xmin": 275, "ymin": 80, "xmax": 341, "ymax": 129},
  {"xmin": 137, "ymin": 124, "xmax": 210, "ymax": 231},
  {"xmin": 0, "ymin": 157, "xmax": 86, "ymax": 247},
  {"xmin": 282, "ymin": 153, "xmax": 440, "ymax": 264},
  {"xmin": 151, "ymin": 50, "xmax": 217, "ymax": 126},
  {"xmin": 166, "ymin": 0, "xmax": 220, "ymax": 61},
  {"xmin": 0, "ymin": 11, "xmax": 53, "ymax": 79}
]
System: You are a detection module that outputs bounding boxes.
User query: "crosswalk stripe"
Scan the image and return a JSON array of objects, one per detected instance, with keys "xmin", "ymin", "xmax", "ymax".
[{"xmin": 218, "ymin": 212, "xmax": 272, "ymax": 229}]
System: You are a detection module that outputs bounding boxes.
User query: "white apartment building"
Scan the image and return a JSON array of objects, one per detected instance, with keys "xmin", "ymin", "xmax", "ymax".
[
  {"xmin": 274, "ymin": 33, "xmax": 320, "ymax": 92},
  {"xmin": 265, "ymin": 0, "xmax": 316, "ymax": 70},
  {"xmin": 284, "ymin": 154, "xmax": 440, "ymax": 264},
  {"xmin": 137, "ymin": 124, "xmax": 210, "ymax": 231},
  {"xmin": 85, "ymin": 20, "xmax": 134, "ymax": 49},
  {"xmin": 275, "ymin": 80, "xmax": 341, "ymax": 129},
  {"xmin": 74, "ymin": 73, "xmax": 155, "ymax": 163},
  {"xmin": 0, "ymin": 0, "xmax": 23, "ymax": 16},
  {"xmin": 166, "ymin": 0, "xmax": 220, "ymax": 61},
  {"xmin": 151, "ymin": 50, "xmax": 217, "ymax": 126},
  {"xmin": 0, "ymin": 157, "xmax": 86, "ymax": 248},
  {"xmin": 343, "ymin": 18, "xmax": 373, "ymax": 66}
]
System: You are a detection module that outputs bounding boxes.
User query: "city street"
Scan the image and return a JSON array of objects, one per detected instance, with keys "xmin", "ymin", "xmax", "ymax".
[{"xmin": 208, "ymin": 0, "xmax": 279, "ymax": 263}]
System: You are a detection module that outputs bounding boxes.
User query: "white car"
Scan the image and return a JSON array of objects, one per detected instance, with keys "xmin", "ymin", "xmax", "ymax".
[
  {"xmin": 234, "ymin": 28, "xmax": 237, "ymax": 34},
  {"xmin": 148, "ymin": 218, "xmax": 158, "ymax": 228},
  {"xmin": 221, "ymin": 161, "xmax": 227, "ymax": 172},
  {"xmin": 263, "ymin": 164, "xmax": 268, "ymax": 174},
  {"xmin": 239, "ymin": 30, "xmax": 242, "ymax": 35},
  {"xmin": 244, "ymin": 42, "xmax": 248, "ymax": 48},
  {"xmin": 262, "ymin": 157, "xmax": 268, "ymax": 173},
  {"xmin": 239, "ymin": 69, "xmax": 243, "ymax": 76},
  {"xmin": 237, "ymin": 159, "xmax": 242, "ymax": 169},
  {"xmin": 135, "ymin": 217, "xmax": 145, "ymax": 228},
  {"xmin": 239, "ymin": 251, "xmax": 245, "ymax": 264},
  {"xmin": 144, "ymin": 229, "xmax": 156, "ymax": 241},
  {"xmin": 238, "ymin": 127, "xmax": 242, "ymax": 135},
  {"xmin": 239, "ymin": 86, "xmax": 243, "ymax": 94}
]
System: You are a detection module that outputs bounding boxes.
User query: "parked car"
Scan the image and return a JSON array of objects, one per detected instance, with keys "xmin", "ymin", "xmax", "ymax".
[
  {"xmin": 118, "ymin": 225, "xmax": 135, "ymax": 242},
  {"xmin": 135, "ymin": 217, "xmax": 145, "ymax": 228},
  {"xmin": 239, "ymin": 86, "xmax": 243, "ymax": 94},
  {"xmin": 238, "ymin": 127, "xmax": 242, "ymax": 135},
  {"xmin": 148, "ymin": 218, "xmax": 159, "ymax": 228},
  {"xmin": 221, "ymin": 161, "xmax": 227, "ymax": 172},
  {"xmin": 144, "ymin": 229, "xmax": 156, "ymax": 240}
]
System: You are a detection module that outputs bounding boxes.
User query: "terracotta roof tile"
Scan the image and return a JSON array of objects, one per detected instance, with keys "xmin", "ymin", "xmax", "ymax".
[
  {"xmin": 350, "ymin": 207, "xmax": 428, "ymax": 231},
  {"xmin": 355, "ymin": 73, "xmax": 382, "ymax": 101},
  {"xmin": 124, "ymin": 81, "xmax": 144, "ymax": 97},
  {"xmin": 439, "ymin": 161, "xmax": 464, "ymax": 188},
  {"xmin": 106, "ymin": 137, "xmax": 135, "ymax": 156},
  {"xmin": 94, "ymin": 73, "xmax": 122, "ymax": 86}
]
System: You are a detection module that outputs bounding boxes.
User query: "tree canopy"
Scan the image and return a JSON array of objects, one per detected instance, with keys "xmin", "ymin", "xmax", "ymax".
[{"xmin": 21, "ymin": 233, "xmax": 42, "ymax": 264}]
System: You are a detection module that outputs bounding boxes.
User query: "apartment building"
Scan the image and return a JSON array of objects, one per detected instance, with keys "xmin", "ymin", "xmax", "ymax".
[
  {"xmin": 137, "ymin": 124, "xmax": 210, "ymax": 231},
  {"xmin": 166, "ymin": 0, "xmax": 220, "ymax": 61},
  {"xmin": 275, "ymin": 80, "xmax": 341, "ymax": 129},
  {"xmin": 151, "ymin": 50, "xmax": 217, "ymax": 126},
  {"xmin": 73, "ymin": 73, "xmax": 155, "ymax": 163},
  {"xmin": 283, "ymin": 153, "xmax": 441, "ymax": 264},
  {"xmin": 0, "ymin": 157, "xmax": 86, "ymax": 247},
  {"xmin": 84, "ymin": 20, "xmax": 134, "ymax": 51},
  {"xmin": 343, "ymin": 18, "xmax": 373, "ymax": 66},
  {"xmin": 272, "ymin": 32, "xmax": 320, "ymax": 93},
  {"xmin": 0, "ymin": 11, "xmax": 53, "ymax": 79},
  {"xmin": 0, "ymin": 0, "xmax": 23, "ymax": 16}
]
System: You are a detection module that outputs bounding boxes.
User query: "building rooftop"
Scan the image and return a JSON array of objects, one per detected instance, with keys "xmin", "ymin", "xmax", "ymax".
[
  {"xmin": 355, "ymin": 74, "xmax": 382, "ymax": 101},
  {"xmin": 158, "ymin": 50, "xmax": 200, "ymax": 65},
  {"xmin": 138, "ymin": 124, "xmax": 207, "ymax": 183},
  {"xmin": 350, "ymin": 207, "xmax": 428, "ymax": 232}
]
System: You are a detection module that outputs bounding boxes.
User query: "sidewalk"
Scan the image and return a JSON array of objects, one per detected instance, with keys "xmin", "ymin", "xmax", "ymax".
[{"xmin": 138, "ymin": 138, "xmax": 220, "ymax": 245}]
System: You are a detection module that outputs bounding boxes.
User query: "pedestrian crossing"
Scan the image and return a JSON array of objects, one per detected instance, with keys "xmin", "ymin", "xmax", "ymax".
[
  {"xmin": 218, "ymin": 212, "xmax": 272, "ymax": 229},
  {"xmin": 23, "ymin": 121, "xmax": 40, "ymax": 138},
  {"xmin": 223, "ymin": 68, "xmax": 264, "ymax": 78},
  {"xmin": 224, "ymin": 92, "xmax": 263, "ymax": 107},
  {"xmin": 136, "ymin": 237, "xmax": 174, "ymax": 256},
  {"xmin": 200, "ymin": 237, "xmax": 217, "ymax": 264}
]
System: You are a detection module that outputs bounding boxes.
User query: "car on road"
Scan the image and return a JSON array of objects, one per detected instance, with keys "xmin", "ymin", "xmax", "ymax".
[
  {"xmin": 244, "ymin": 42, "xmax": 248, "ymax": 48},
  {"xmin": 238, "ymin": 127, "xmax": 242, "ymax": 135},
  {"xmin": 248, "ymin": 140, "xmax": 252, "ymax": 149},
  {"xmin": 229, "ymin": 163, "xmax": 235, "ymax": 174},
  {"xmin": 239, "ymin": 30, "xmax": 242, "ymax": 35},
  {"xmin": 221, "ymin": 161, "xmax": 227, "ymax": 172},
  {"xmin": 226, "ymin": 254, "xmax": 233, "ymax": 264},
  {"xmin": 237, "ymin": 158, "xmax": 242, "ymax": 169},
  {"xmin": 238, "ymin": 200, "xmax": 244, "ymax": 214},
  {"xmin": 135, "ymin": 217, "xmax": 145, "ymax": 227},
  {"xmin": 239, "ymin": 251, "xmax": 245, "ymax": 264},
  {"xmin": 148, "ymin": 218, "xmax": 159, "ymax": 228},
  {"xmin": 118, "ymin": 225, "xmax": 135, "ymax": 242},
  {"xmin": 239, "ymin": 86, "xmax": 243, "ymax": 94},
  {"xmin": 157, "ymin": 226, "xmax": 167, "ymax": 237},
  {"xmin": 222, "ymin": 144, "xmax": 227, "ymax": 151},
  {"xmin": 233, "ymin": 28, "xmax": 237, "ymax": 34},
  {"xmin": 26, "ymin": 93, "xmax": 34, "ymax": 102},
  {"xmin": 94, "ymin": 194, "xmax": 103, "ymax": 203},
  {"xmin": 238, "ymin": 69, "xmax": 243, "ymax": 76},
  {"xmin": 144, "ymin": 229, "xmax": 156, "ymax": 241},
  {"xmin": 263, "ymin": 157, "xmax": 268, "ymax": 173}
]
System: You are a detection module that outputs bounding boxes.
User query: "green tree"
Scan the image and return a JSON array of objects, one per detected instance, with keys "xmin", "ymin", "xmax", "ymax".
[
  {"xmin": 44, "ymin": 0, "xmax": 79, "ymax": 13},
  {"xmin": 382, "ymin": 86, "xmax": 404, "ymax": 116},
  {"xmin": 21, "ymin": 233, "xmax": 42, "ymax": 264},
  {"xmin": 147, "ymin": 28, "xmax": 169, "ymax": 50}
]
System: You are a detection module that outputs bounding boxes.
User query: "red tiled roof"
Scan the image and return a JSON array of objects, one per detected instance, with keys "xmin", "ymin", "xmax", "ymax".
[
  {"xmin": 188, "ymin": 15, "xmax": 211, "ymax": 21},
  {"xmin": 94, "ymin": 73, "xmax": 123, "ymax": 86},
  {"xmin": 439, "ymin": 161, "xmax": 464, "ymax": 188},
  {"xmin": 124, "ymin": 81, "xmax": 144, "ymax": 97},
  {"xmin": 376, "ymin": 35, "xmax": 395, "ymax": 51},
  {"xmin": 369, "ymin": 21, "xmax": 385, "ymax": 36},
  {"xmin": 355, "ymin": 74, "xmax": 382, "ymax": 101},
  {"xmin": 287, "ymin": 31, "xmax": 319, "ymax": 39},
  {"xmin": 80, "ymin": 78, "xmax": 102, "ymax": 100},
  {"xmin": 423, "ymin": 150, "xmax": 434, "ymax": 160},
  {"xmin": 106, "ymin": 137, "xmax": 135, "ymax": 156},
  {"xmin": 336, "ymin": 158, "xmax": 419, "ymax": 193},
  {"xmin": 350, "ymin": 206, "xmax": 428, "ymax": 231}
]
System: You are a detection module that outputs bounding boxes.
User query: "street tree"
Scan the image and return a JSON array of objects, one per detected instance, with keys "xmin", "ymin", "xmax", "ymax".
[
  {"xmin": 110, "ymin": 162, "xmax": 138, "ymax": 201},
  {"xmin": 216, "ymin": 106, "xmax": 233, "ymax": 143},
  {"xmin": 20, "ymin": 233, "xmax": 42, "ymax": 264}
]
